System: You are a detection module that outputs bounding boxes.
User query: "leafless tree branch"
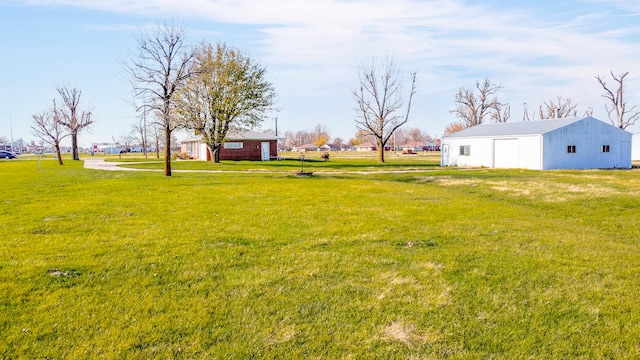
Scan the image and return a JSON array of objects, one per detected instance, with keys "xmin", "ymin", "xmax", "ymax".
[{"xmin": 596, "ymin": 71, "xmax": 640, "ymax": 129}]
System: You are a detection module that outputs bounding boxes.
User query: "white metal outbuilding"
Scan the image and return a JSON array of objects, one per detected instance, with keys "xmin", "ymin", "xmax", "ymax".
[
  {"xmin": 633, "ymin": 133, "xmax": 640, "ymax": 161},
  {"xmin": 441, "ymin": 117, "xmax": 632, "ymax": 170}
]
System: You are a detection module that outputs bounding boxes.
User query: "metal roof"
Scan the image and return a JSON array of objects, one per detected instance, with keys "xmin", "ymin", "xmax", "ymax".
[
  {"xmin": 443, "ymin": 117, "xmax": 597, "ymax": 138},
  {"xmin": 226, "ymin": 130, "xmax": 280, "ymax": 140},
  {"xmin": 182, "ymin": 130, "xmax": 281, "ymax": 143}
]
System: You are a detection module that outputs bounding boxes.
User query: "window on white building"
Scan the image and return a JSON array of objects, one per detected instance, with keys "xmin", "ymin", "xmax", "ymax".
[
  {"xmin": 459, "ymin": 145, "xmax": 470, "ymax": 156},
  {"xmin": 601, "ymin": 145, "xmax": 610, "ymax": 153},
  {"xmin": 567, "ymin": 145, "xmax": 576, "ymax": 153}
]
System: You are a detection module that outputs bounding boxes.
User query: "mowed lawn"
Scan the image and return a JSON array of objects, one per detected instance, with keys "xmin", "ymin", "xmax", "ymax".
[{"xmin": 1, "ymin": 158, "xmax": 639, "ymax": 358}]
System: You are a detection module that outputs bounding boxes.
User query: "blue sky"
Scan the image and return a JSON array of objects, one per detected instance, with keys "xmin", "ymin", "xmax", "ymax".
[{"xmin": 1, "ymin": 0, "xmax": 639, "ymax": 147}]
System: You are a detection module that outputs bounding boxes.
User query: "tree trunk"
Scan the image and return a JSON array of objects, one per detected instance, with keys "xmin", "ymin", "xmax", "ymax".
[
  {"xmin": 377, "ymin": 137, "xmax": 385, "ymax": 163},
  {"xmin": 143, "ymin": 137, "xmax": 147, "ymax": 159},
  {"xmin": 54, "ymin": 143, "xmax": 64, "ymax": 165},
  {"xmin": 163, "ymin": 125, "xmax": 172, "ymax": 176},
  {"xmin": 71, "ymin": 132, "xmax": 79, "ymax": 160},
  {"xmin": 208, "ymin": 143, "xmax": 221, "ymax": 163}
]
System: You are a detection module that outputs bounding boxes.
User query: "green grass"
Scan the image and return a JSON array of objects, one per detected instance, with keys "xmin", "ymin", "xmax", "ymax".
[
  {"xmin": 117, "ymin": 151, "xmax": 443, "ymax": 172},
  {"xmin": 1, "ymin": 159, "xmax": 640, "ymax": 358}
]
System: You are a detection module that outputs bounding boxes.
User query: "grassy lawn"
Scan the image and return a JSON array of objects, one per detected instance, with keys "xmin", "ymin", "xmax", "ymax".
[
  {"xmin": 110, "ymin": 151, "xmax": 444, "ymax": 172},
  {"xmin": 1, "ymin": 158, "xmax": 639, "ymax": 358}
]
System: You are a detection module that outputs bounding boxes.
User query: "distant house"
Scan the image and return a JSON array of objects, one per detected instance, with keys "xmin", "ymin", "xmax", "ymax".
[
  {"xmin": 633, "ymin": 133, "xmax": 640, "ymax": 161},
  {"xmin": 355, "ymin": 142, "xmax": 376, "ymax": 152},
  {"xmin": 441, "ymin": 117, "xmax": 632, "ymax": 170},
  {"xmin": 181, "ymin": 130, "xmax": 280, "ymax": 161},
  {"xmin": 400, "ymin": 141, "xmax": 423, "ymax": 153},
  {"xmin": 423, "ymin": 141, "xmax": 441, "ymax": 151},
  {"xmin": 130, "ymin": 146, "xmax": 153, "ymax": 153},
  {"xmin": 295, "ymin": 143, "xmax": 318, "ymax": 152}
]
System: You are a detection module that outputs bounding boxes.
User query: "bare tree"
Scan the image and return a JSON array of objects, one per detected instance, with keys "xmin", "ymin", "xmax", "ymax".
[
  {"xmin": 524, "ymin": 98, "xmax": 594, "ymax": 121},
  {"xmin": 539, "ymin": 96, "xmax": 578, "ymax": 119},
  {"xmin": 491, "ymin": 105, "xmax": 511, "ymax": 123},
  {"xmin": 131, "ymin": 111, "xmax": 149, "ymax": 158},
  {"xmin": 55, "ymin": 86, "xmax": 93, "ymax": 160},
  {"xmin": 450, "ymin": 78, "xmax": 509, "ymax": 128},
  {"xmin": 331, "ymin": 137, "xmax": 344, "ymax": 150},
  {"xmin": 127, "ymin": 20, "xmax": 197, "ymax": 175},
  {"xmin": 596, "ymin": 71, "xmax": 640, "ymax": 129},
  {"xmin": 150, "ymin": 121, "xmax": 162, "ymax": 158},
  {"xmin": 405, "ymin": 127, "xmax": 432, "ymax": 142},
  {"xmin": 284, "ymin": 130, "xmax": 317, "ymax": 148},
  {"xmin": 443, "ymin": 122, "xmax": 466, "ymax": 135},
  {"xmin": 31, "ymin": 104, "xmax": 69, "ymax": 165},
  {"xmin": 176, "ymin": 43, "xmax": 276, "ymax": 163},
  {"xmin": 353, "ymin": 57, "xmax": 417, "ymax": 162},
  {"xmin": 117, "ymin": 133, "xmax": 135, "ymax": 153}
]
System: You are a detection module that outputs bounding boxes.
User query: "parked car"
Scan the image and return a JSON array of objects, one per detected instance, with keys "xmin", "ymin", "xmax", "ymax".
[{"xmin": 0, "ymin": 150, "xmax": 17, "ymax": 159}]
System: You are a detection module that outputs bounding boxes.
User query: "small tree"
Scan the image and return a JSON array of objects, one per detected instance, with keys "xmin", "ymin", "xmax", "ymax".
[
  {"xmin": 31, "ymin": 104, "xmax": 69, "ymax": 165},
  {"xmin": 450, "ymin": 78, "xmax": 509, "ymax": 128},
  {"xmin": 55, "ymin": 86, "xmax": 93, "ymax": 160},
  {"xmin": 312, "ymin": 124, "xmax": 330, "ymax": 149},
  {"xmin": 332, "ymin": 137, "xmax": 344, "ymax": 150},
  {"xmin": 595, "ymin": 71, "xmax": 640, "ymax": 129},
  {"xmin": 443, "ymin": 122, "xmax": 466, "ymax": 135},
  {"xmin": 131, "ymin": 108, "xmax": 150, "ymax": 158},
  {"xmin": 353, "ymin": 57, "xmax": 417, "ymax": 163},
  {"xmin": 177, "ymin": 43, "xmax": 276, "ymax": 163},
  {"xmin": 127, "ymin": 19, "xmax": 197, "ymax": 175}
]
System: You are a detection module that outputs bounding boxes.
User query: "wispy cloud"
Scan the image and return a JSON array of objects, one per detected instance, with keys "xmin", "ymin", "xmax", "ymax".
[{"xmin": 3, "ymin": 0, "xmax": 640, "ymax": 137}]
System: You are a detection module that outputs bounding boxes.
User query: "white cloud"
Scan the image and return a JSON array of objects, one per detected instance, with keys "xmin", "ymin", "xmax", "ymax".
[{"xmin": 3, "ymin": 0, "xmax": 640, "ymax": 139}]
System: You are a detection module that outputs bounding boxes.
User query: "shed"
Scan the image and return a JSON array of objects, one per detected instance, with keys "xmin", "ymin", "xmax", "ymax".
[
  {"xmin": 440, "ymin": 117, "xmax": 632, "ymax": 170},
  {"xmin": 181, "ymin": 130, "xmax": 280, "ymax": 161}
]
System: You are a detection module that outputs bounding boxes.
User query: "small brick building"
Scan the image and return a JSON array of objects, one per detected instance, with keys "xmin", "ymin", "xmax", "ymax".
[{"xmin": 181, "ymin": 130, "xmax": 280, "ymax": 161}]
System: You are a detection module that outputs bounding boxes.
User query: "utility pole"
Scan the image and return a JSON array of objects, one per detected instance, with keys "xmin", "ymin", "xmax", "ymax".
[
  {"xmin": 143, "ymin": 110, "xmax": 148, "ymax": 159},
  {"xmin": 393, "ymin": 120, "xmax": 397, "ymax": 156},
  {"xmin": 275, "ymin": 117, "xmax": 278, "ymax": 137},
  {"xmin": 10, "ymin": 116, "xmax": 14, "ymax": 152}
]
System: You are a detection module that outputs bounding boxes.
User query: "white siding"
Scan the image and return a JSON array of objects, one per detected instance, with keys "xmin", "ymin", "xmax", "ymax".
[
  {"xmin": 633, "ymin": 134, "xmax": 640, "ymax": 161},
  {"xmin": 441, "ymin": 137, "xmax": 494, "ymax": 167},
  {"xmin": 542, "ymin": 118, "xmax": 631, "ymax": 169},
  {"xmin": 441, "ymin": 135, "xmax": 542, "ymax": 169}
]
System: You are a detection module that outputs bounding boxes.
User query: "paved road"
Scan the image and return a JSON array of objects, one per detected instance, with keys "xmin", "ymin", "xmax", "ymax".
[{"xmin": 83, "ymin": 158, "xmax": 154, "ymax": 171}]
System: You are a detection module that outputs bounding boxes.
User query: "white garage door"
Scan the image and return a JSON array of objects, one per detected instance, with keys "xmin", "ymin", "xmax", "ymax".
[{"xmin": 494, "ymin": 139, "xmax": 519, "ymax": 168}]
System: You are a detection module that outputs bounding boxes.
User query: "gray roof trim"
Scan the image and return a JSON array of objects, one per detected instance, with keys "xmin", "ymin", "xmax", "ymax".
[
  {"xmin": 226, "ymin": 130, "xmax": 281, "ymax": 141},
  {"xmin": 443, "ymin": 117, "xmax": 595, "ymax": 138},
  {"xmin": 182, "ymin": 130, "xmax": 281, "ymax": 143}
]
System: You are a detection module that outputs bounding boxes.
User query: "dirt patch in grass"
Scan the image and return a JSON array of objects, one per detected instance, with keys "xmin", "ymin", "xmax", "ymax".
[
  {"xmin": 488, "ymin": 181, "xmax": 618, "ymax": 201},
  {"xmin": 433, "ymin": 177, "xmax": 628, "ymax": 202},
  {"xmin": 380, "ymin": 321, "xmax": 436, "ymax": 349},
  {"xmin": 265, "ymin": 324, "xmax": 296, "ymax": 346}
]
